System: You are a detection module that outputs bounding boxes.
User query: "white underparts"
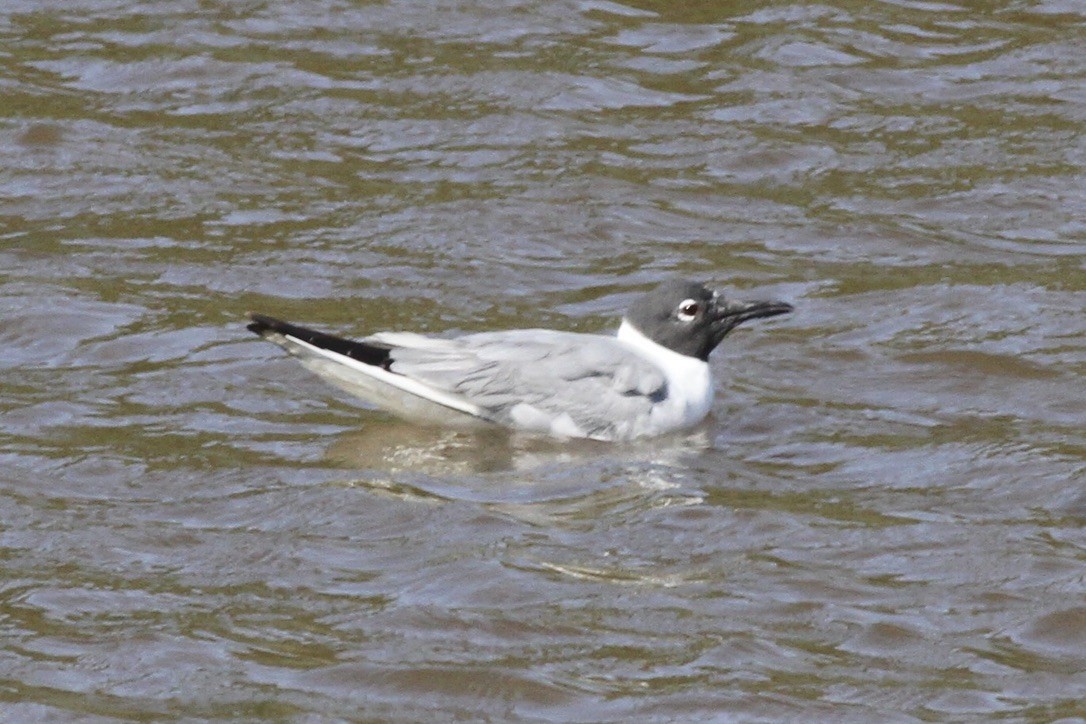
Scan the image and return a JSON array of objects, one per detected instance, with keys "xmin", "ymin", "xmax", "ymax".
[{"xmin": 616, "ymin": 319, "xmax": 714, "ymax": 432}]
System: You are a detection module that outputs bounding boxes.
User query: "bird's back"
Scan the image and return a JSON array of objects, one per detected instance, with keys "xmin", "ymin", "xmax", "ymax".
[{"xmin": 369, "ymin": 328, "xmax": 670, "ymax": 440}]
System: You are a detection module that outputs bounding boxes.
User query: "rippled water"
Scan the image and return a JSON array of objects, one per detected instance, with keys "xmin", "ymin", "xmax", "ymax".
[{"xmin": 3, "ymin": 0, "xmax": 1085, "ymax": 719}]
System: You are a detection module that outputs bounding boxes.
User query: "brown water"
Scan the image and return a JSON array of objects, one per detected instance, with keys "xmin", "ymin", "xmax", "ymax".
[{"xmin": 3, "ymin": 0, "xmax": 1085, "ymax": 719}]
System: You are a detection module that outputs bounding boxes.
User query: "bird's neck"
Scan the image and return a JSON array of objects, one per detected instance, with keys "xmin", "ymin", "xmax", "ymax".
[
  {"xmin": 617, "ymin": 319, "xmax": 714, "ymax": 423},
  {"xmin": 617, "ymin": 319, "xmax": 705, "ymax": 371}
]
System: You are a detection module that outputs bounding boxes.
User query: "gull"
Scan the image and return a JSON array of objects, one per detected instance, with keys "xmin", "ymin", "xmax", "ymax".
[{"xmin": 247, "ymin": 279, "xmax": 792, "ymax": 441}]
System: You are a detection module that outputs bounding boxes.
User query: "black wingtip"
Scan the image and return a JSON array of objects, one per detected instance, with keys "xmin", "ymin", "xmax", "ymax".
[
  {"xmin": 246, "ymin": 312, "xmax": 285, "ymax": 337},
  {"xmin": 246, "ymin": 312, "xmax": 393, "ymax": 369}
]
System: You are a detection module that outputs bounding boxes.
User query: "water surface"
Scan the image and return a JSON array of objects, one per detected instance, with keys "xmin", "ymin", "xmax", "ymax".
[{"xmin": 2, "ymin": 0, "xmax": 1085, "ymax": 719}]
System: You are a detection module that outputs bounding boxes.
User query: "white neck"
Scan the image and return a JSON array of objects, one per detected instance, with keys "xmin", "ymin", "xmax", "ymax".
[
  {"xmin": 617, "ymin": 319, "xmax": 698, "ymax": 368},
  {"xmin": 617, "ymin": 319, "xmax": 714, "ymax": 429}
]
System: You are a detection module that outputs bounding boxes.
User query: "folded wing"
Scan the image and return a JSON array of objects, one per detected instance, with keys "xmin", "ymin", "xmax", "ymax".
[
  {"xmin": 370, "ymin": 329, "xmax": 668, "ymax": 440},
  {"xmin": 249, "ymin": 315, "xmax": 669, "ymax": 441}
]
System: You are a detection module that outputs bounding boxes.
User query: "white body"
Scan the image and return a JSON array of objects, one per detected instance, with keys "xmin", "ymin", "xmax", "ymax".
[
  {"xmin": 250, "ymin": 279, "xmax": 791, "ymax": 441},
  {"xmin": 260, "ymin": 320, "xmax": 716, "ymax": 441}
]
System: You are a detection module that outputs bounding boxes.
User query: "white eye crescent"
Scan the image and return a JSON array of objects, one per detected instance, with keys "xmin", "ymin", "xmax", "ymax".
[{"xmin": 677, "ymin": 299, "xmax": 700, "ymax": 321}]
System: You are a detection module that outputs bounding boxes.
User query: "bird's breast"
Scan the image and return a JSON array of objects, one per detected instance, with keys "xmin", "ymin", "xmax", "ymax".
[{"xmin": 616, "ymin": 320, "xmax": 714, "ymax": 431}]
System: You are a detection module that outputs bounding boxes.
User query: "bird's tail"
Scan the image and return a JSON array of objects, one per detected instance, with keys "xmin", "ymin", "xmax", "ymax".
[{"xmin": 246, "ymin": 313, "xmax": 392, "ymax": 369}]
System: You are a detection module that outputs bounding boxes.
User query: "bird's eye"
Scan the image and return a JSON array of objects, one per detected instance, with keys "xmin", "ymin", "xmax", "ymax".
[{"xmin": 677, "ymin": 299, "xmax": 700, "ymax": 321}]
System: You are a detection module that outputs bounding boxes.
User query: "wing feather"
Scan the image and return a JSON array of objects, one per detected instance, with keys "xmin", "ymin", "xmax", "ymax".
[{"xmin": 377, "ymin": 329, "xmax": 667, "ymax": 439}]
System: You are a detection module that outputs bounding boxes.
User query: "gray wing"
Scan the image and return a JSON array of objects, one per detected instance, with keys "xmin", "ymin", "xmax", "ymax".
[{"xmin": 367, "ymin": 329, "xmax": 667, "ymax": 440}]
